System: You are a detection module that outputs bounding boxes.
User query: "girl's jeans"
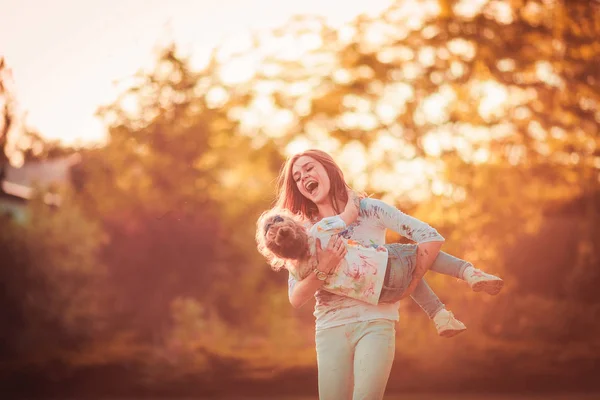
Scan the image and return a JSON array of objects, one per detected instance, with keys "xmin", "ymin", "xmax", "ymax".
[
  {"xmin": 315, "ymin": 319, "xmax": 395, "ymax": 400},
  {"xmin": 378, "ymin": 243, "xmax": 472, "ymax": 318}
]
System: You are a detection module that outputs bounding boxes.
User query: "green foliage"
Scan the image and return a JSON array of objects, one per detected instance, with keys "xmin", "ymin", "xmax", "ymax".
[{"xmin": 0, "ymin": 191, "xmax": 105, "ymax": 363}]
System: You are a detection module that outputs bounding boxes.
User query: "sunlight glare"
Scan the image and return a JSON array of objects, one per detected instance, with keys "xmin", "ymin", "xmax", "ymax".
[
  {"xmin": 339, "ymin": 113, "xmax": 360, "ymax": 130},
  {"xmin": 2, "ymin": 0, "xmax": 398, "ymax": 145},
  {"xmin": 484, "ymin": 0, "xmax": 514, "ymax": 25},
  {"xmin": 423, "ymin": 128, "xmax": 456, "ymax": 157},
  {"xmin": 368, "ymin": 134, "xmax": 403, "ymax": 160},
  {"xmin": 420, "ymin": 86, "xmax": 456, "ymax": 125},
  {"xmin": 432, "ymin": 179, "xmax": 445, "ymax": 196},
  {"xmin": 497, "ymin": 58, "xmax": 516, "ymax": 72},
  {"xmin": 339, "ymin": 141, "xmax": 367, "ymax": 175},
  {"xmin": 527, "ymin": 121, "xmax": 547, "ymax": 141},
  {"xmin": 418, "ymin": 47, "xmax": 436, "ymax": 67},
  {"xmin": 447, "ymin": 39, "xmax": 476, "ymax": 60},
  {"xmin": 393, "ymin": 158, "xmax": 440, "ymax": 201},
  {"xmin": 333, "ymin": 69, "xmax": 353, "ymax": 85},
  {"xmin": 402, "ymin": 63, "xmax": 422, "ymax": 81},
  {"xmin": 535, "ymin": 61, "xmax": 563, "ymax": 88},
  {"xmin": 206, "ymin": 86, "xmax": 230, "ymax": 109},
  {"xmin": 343, "ymin": 95, "xmax": 371, "ymax": 113},
  {"xmin": 472, "ymin": 148, "xmax": 490, "ymax": 164},
  {"xmin": 119, "ymin": 93, "xmax": 140, "ymax": 116},
  {"xmin": 450, "ymin": 61, "xmax": 465, "ymax": 78},
  {"xmin": 265, "ymin": 109, "xmax": 295, "ymax": 138},
  {"xmin": 375, "ymin": 103, "xmax": 398, "ymax": 125},
  {"xmin": 454, "ymin": 0, "xmax": 489, "ymax": 18},
  {"xmin": 337, "ymin": 25, "xmax": 357, "ymax": 44},
  {"xmin": 358, "ymin": 114, "xmax": 379, "ymax": 131},
  {"xmin": 476, "ymin": 80, "xmax": 508, "ymax": 121},
  {"xmin": 219, "ymin": 54, "xmax": 261, "ymax": 85},
  {"xmin": 285, "ymin": 137, "xmax": 311, "ymax": 155},
  {"xmin": 423, "ymin": 134, "xmax": 442, "ymax": 157},
  {"xmin": 364, "ymin": 22, "xmax": 392, "ymax": 46},
  {"xmin": 298, "ymin": 33, "xmax": 323, "ymax": 52},
  {"xmin": 294, "ymin": 97, "xmax": 312, "ymax": 117}
]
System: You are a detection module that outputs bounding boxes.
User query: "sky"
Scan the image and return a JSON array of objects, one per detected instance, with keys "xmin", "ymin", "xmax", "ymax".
[{"xmin": 1, "ymin": 0, "xmax": 394, "ymax": 146}]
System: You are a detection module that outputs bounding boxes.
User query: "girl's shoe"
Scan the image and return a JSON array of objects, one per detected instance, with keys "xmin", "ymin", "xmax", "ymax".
[
  {"xmin": 433, "ymin": 309, "xmax": 467, "ymax": 338},
  {"xmin": 464, "ymin": 268, "xmax": 504, "ymax": 295}
]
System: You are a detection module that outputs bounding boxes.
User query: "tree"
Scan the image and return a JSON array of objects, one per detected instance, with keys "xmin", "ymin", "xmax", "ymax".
[
  {"xmin": 0, "ymin": 57, "xmax": 15, "ymax": 179},
  {"xmin": 200, "ymin": 0, "xmax": 599, "ymax": 288},
  {"xmin": 0, "ymin": 192, "xmax": 106, "ymax": 364},
  {"xmin": 180, "ymin": 0, "xmax": 600, "ymax": 383},
  {"xmin": 72, "ymin": 45, "xmax": 286, "ymax": 358}
]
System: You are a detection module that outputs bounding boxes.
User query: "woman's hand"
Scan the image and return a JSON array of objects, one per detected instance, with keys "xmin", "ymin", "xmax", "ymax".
[
  {"xmin": 315, "ymin": 236, "xmax": 347, "ymax": 275},
  {"xmin": 288, "ymin": 236, "xmax": 347, "ymax": 309}
]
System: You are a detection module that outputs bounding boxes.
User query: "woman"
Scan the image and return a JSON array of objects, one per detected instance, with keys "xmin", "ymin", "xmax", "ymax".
[{"xmin": 275, "ymin": 149, "xmax": 448, "ymax": 400}]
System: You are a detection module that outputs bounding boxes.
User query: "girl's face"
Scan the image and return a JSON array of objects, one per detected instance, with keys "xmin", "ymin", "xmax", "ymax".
[{"xmin": 292, "ymin": 156, "xmax": 331, "ymax": 206}]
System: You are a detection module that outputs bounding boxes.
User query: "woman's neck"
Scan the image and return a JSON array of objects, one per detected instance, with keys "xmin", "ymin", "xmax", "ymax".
[
  {"xmin": 316, "ymin": 198, "xmax": 345, "ymax": 219},
  {"xmin": 316, "ymin": 203, "xmax": 336, "ymax": 219}
]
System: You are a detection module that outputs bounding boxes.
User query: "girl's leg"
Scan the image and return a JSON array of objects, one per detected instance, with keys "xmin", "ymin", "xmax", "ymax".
[
  {"xmin": 383, "ymin": 245, "xmax": 467, "ymax": 337},
  {"xmin": 410, "ymin": 279, "xmax": 466, "ymax": 337},
  {"xmin": 385, "ymin": 243, "xmax": 471, "ymax": 280},
  {"xmin": 429, "ymin": 251, "xmax": 472, "ymax": 279},
  {"xmin": 409, "ymin": 278, "xmax": 445, "ymax": 319},
  {"xmin": 428, "ymin": 250, "xmax": 504, "ymax": 295},
  {"xmin": 315, "ymin": 324, "xmax": 354, "ymax": 400},
  {"xmin": 352, "ymin": 320, "xmax": 396, "ymax": 400},
  {"xmin": 379, "ymin": 244, "xmax": 416, "ymax": 303},
  {"xmin": 381, "ymin": 245, "xmax": 464, "ymax": 316}
]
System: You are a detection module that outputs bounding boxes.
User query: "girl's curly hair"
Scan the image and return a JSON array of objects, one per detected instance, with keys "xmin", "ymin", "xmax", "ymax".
[{"xmin": 255, "ymin": 207, "xmax": 314, "ymax": 279}]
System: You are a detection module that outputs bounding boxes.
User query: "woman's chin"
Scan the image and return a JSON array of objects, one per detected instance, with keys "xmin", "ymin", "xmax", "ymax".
[
  {"xmin": 312, "ymin": 192, "xmax": 328, "ymax": 205},
  {"xmin": 303, "ymin": 187, "xmax": 328, "ymax": 205}
]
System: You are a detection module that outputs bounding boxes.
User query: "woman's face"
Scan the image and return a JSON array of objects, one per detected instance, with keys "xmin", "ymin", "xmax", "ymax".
[{"xmin": 292, "ymin": 155, "xmax": 331, "ymax": 205}]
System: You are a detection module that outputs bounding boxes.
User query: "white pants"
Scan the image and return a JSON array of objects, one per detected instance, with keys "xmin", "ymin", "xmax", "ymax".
[{"xmin": 315, "ymin": 319, "xmax": 396, "ymax": 400}]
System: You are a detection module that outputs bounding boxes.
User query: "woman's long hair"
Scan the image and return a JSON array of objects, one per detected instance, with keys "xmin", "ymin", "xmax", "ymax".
[{"xmin": 275, "ymin": 149, "xmax": 350, "ymax": 222}]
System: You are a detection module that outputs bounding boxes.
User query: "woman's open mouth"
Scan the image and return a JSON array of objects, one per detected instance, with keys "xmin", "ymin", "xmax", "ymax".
[{"xmin": 305, "ymin": 180, "xmax": 319, "ymax": 196}]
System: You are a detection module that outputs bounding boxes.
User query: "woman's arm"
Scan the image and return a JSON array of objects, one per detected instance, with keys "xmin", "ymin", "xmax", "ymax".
[
  {"xmin": 288, "ymin": 236, "xmax": 346, "ymax": 309},
  {"xmin": 367, "ymin": 198, "xmax": 446, "ymax": 299},
  {"xmin": 369, "ymin": 198, "xmax": 445, "ymax": 244},
  {"xmin": 416, "ymin": 241, "xmax": 444, "ymax": 273}
]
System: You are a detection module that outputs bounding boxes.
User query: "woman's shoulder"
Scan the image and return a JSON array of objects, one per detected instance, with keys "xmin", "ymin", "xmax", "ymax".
[
  {"xmin": 359, "ymin": 196, "xmax": 389, "ymax": 212},
  {"xmin": 358, "ymin": 197, "xmax": 403, "ymax": 222}
]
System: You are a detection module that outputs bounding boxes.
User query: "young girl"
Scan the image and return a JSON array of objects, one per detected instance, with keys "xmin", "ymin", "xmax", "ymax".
[{"xmin": 257, "ymin": 190, "xmax": 504, "ymax": 337}]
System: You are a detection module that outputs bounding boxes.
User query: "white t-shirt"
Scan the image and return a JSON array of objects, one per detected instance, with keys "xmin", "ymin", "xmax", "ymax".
[{"xmin": 288, "ymin": 197, "xmax": 445, "ymax": 331}]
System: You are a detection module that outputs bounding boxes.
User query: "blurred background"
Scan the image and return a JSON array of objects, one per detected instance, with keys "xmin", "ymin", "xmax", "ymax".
[{"xmin": 0, "ymin": 0, "xmax": 599, "ymax": 399}]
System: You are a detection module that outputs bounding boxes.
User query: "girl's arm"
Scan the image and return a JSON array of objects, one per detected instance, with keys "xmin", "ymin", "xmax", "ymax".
[
  {"xmin": 288, "ymin": 236, "xmax": 346, "ymax": 309},
  {"xmin": 311, "ymin": 190, "xmax": 359, "ymax": 236}
]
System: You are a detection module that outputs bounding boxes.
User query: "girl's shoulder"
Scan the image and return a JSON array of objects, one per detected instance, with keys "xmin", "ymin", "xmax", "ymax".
[{"xmin": 300, "ymin": 217, "xmax": 315, "ymax": 230}]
